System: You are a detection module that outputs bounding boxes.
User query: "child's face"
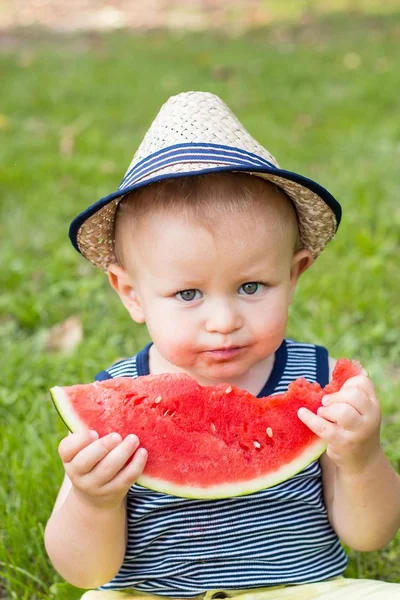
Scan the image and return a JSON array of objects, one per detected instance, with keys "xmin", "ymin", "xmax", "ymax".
[{"xmin": 109, "ymin": 206, "xmax": 311, "ymax": 385}]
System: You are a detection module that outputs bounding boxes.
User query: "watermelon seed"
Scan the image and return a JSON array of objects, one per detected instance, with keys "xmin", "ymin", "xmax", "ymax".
[
  {"xmin": 225, "ymin": 386, "xmax": 232, "ymax": 394},
  {"xmin": 253, "ymin": 441, "xmax": 261, "ymax": 449},
  {"xmin": 163, "ymin": 410, "xmax": 169, "ymax": 416},
  {"xmin": 154, "ymin": 396, "xmax": 162, "ymax": 403},
  {"xmin": 266, "ymin": 427, "xmax": 273, "ymax": 438},
  {"xmin": 210, "ymin": 423, "xmax": 216, "ymax": 433}
]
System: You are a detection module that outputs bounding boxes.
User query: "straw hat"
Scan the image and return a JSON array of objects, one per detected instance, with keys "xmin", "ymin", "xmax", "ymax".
[{"xmin": 69, "ymin": 91, "xmax": 341, "ymax": 270}]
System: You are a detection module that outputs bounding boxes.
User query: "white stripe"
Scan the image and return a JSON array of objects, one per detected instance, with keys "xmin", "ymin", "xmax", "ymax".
[
  {"xmin": 120, "ymin": 153, "xmax": 263, "ymax": 190},
  {"xmin": 119, "ymin": 144, "xmax": 275, "ymax": 189}
]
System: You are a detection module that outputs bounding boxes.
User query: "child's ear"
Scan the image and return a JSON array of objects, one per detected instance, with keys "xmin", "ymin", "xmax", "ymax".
[
  {"xmin": 289, "ymin": 249, "xmax": 314, "ymax": 303},
  {"xmin": 107, "ymin": 264, "xmax": 145, "ymax": 324}
]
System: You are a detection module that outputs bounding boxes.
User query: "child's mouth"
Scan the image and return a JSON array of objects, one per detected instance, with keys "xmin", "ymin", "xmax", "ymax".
[{"xmin": 203, "ymin": 347, "xmax": 244, "ymax": 360}]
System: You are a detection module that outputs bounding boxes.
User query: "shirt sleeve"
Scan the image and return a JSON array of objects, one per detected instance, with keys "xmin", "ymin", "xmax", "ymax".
[
  {"xmin": 94, "ymin": 370, "xmax": 113, "ymax": 381},
  {"xmin": 315, "ymin": 344, "xmax": 329, "ymax": 387}
]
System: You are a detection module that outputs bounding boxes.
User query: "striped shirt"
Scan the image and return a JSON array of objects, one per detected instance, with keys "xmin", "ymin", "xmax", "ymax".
[{"xmin": 95, "ymin": 339, "xmax": 347, "ymax": 596}]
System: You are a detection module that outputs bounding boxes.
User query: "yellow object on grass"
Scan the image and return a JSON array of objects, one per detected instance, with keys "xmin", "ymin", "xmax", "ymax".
[{"xmin": 81, "ymin": 577, "xmax": 400, "ymax": 599}]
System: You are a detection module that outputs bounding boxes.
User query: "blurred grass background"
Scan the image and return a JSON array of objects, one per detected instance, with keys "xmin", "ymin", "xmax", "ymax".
[{"xmin": 1, "ymin": 1, "xmax": 400, "ymax": 598}]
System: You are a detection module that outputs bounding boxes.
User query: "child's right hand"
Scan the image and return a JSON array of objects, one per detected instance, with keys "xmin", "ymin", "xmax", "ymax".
[{"xmin": 58, "ymin": 430, "xmax": 147, "ymax": 509}]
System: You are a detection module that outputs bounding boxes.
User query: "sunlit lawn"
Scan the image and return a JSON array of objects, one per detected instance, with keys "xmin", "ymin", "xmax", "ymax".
[{"xmin": 1, "ymin": 8, "xmax": 400, "ymax": 599}]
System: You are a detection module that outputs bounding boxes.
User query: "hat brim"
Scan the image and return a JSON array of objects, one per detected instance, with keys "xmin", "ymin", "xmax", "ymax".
[{"xmin": 69, "ymin": 162, "xmax": 340, "ymax": 270}]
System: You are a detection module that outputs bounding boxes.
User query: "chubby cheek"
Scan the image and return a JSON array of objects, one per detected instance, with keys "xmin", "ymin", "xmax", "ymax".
[
  {"xmin": 253, "ymin": 304, "xmax": 288, "ymax": 349},
  {"xmin": 145, "ymin": 311, "xmax": 198, "ymax": 367}
]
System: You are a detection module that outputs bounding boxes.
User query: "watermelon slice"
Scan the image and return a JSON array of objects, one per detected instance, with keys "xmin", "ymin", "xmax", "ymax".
[{"xmin": 50, "ymin": 359, "xmax": 362, "ymax": 499}]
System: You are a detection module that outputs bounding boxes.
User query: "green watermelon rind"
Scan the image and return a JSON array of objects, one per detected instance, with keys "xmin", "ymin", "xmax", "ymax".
[
  {"xmin": 50, "ymin": 385, "xmax": 327, "ymax": 500},
  {"xmin": 137, "ymin": 437, "xmax": 326, "ymax": 499},
  {"xmin": 50, "ymin": 386, "xmax": 90, "ymax": 433}
]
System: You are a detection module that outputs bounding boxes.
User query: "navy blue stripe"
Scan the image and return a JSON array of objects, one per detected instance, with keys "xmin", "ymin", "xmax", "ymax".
[
  {"xmin": 120, "ymin": 147, "xmax": 274, "ymax": 187},
  {"xmin": 119, "ymin": 144, "xmax": 276, "ymax": 189},
  {"xmin": 136, "ymin": 342, "xmax": 152, "ymax": 376},
  {"xmin": 121, "ymin": 155, "xmax": 258, "ymax": 190},
  {"xmin": 257, "ymin": 339, "xmax": 287, "ymax": 397},
  {"xmin": 316, "ymin": 344, "xmax": 330, "ymax": 387},
  {"xmin": 119, "ymin": 143, "xmax": 277, "ymax": 187}
]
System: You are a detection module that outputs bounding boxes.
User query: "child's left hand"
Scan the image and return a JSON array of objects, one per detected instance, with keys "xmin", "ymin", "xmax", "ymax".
[{"xmin": 298, "ymin": 374, "xmax": 382, "ymax": 474}]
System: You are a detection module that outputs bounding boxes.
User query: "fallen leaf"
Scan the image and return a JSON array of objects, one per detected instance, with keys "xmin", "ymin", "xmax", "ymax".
[
  {"xmin": 46, "ymin": 316, "xmax": 83, "ymax": 354},
  {"xmin": 59, "ymin": 127, "xmax": 74, "ymax": 158},
  {"xmin": 59, "ymin": 116, "xmax": 91, "ymax": 158},
  {"xmin": 375, "ymin": 57, "xmax": 391, "ymax": 72},
  {"xmin": 212, "ymin": 65, "xmax": 235, "ymax": 81},
  {"xmin": 17, "ymin": 50, "xmax": 35, "ymax": 68},
  {"xmin": 0, "ymin": 114, "xmax": 10, "ymax": 129},
  {"xmin": 343, "ymin": 52, "xmax": 361, "ymax": 70},
  {"xmin": 100, "ymin": 160, "xmax": 117, "ymax": 174},
  {"xmin": 296, "ymin": 113, "xmax": 313, "ymax": 130}
]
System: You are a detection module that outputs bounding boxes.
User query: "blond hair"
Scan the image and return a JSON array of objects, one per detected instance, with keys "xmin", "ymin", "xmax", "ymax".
[{"xmin": 114, "ymin": 172, "xmax": 300, "ymax": 269}]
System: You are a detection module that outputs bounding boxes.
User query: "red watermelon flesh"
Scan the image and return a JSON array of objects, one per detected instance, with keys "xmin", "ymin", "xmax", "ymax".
[{"xmin": 50, "ymin": 358, "xmax": 362, "ymax": 499}]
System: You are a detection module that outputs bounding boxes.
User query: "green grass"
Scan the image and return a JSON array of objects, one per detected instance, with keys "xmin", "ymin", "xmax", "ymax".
[{"xmin": 1, "ymin": 9, "xmax": 400, "ymax": 599}]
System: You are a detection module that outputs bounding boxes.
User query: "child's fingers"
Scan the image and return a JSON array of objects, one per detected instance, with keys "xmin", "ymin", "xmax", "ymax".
[
  {"xmin": 103, "ymin": 447, "xmax": 148, "ymax": 493},
  {"xmin": 297, "ymin": 407, "xmax": 337, "ymax": 442},
  {"xmin": 341, "ymin": 375, "xmax": 378, "ymax": 403},
  {"xmin": 58, "ymin": 430, "xmax": 99, "ymax": 463},
  {"xmin": 321, "ymin": 386, "xmax": 372, "ymax": 416},
  {"xmin": 317, "ymin": 403, "xmax": 361, "ymax": 430},
  {"xmin": 69, "ymin": 432, "xmax": 124, "ymax": 475},
  {"xmin": 88, "ymin": 434, "xmax": 142, "ymax": 487}
]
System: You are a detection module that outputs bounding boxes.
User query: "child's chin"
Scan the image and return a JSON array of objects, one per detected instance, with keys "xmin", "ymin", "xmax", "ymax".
[{"xmin": 197, "ymin": 361, "xmax": 248, "ymax": 381}]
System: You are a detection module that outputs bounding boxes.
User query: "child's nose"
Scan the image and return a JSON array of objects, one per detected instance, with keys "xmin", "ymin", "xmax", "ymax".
[{"xmin": 205, "ymin": 300, "xmax": 242, "ymax": 334}]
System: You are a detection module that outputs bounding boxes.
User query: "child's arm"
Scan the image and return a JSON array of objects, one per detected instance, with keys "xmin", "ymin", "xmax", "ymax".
[
  {"xmin": 44, "ymin": 430, "xmax": 147, "ymax": 589},
  {"xmin": 298, "ymin": 359, "xmax": 400, "ymax": 552}
]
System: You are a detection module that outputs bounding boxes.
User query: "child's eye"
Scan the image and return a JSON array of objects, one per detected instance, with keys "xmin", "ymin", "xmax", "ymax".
[
  {"xmin": 176, "ymin": 289, "xmax": 202, "ymax": 302},
  {"xmin": 239, "ymin": 282, "xmax": 265, "ymax": 295}
]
